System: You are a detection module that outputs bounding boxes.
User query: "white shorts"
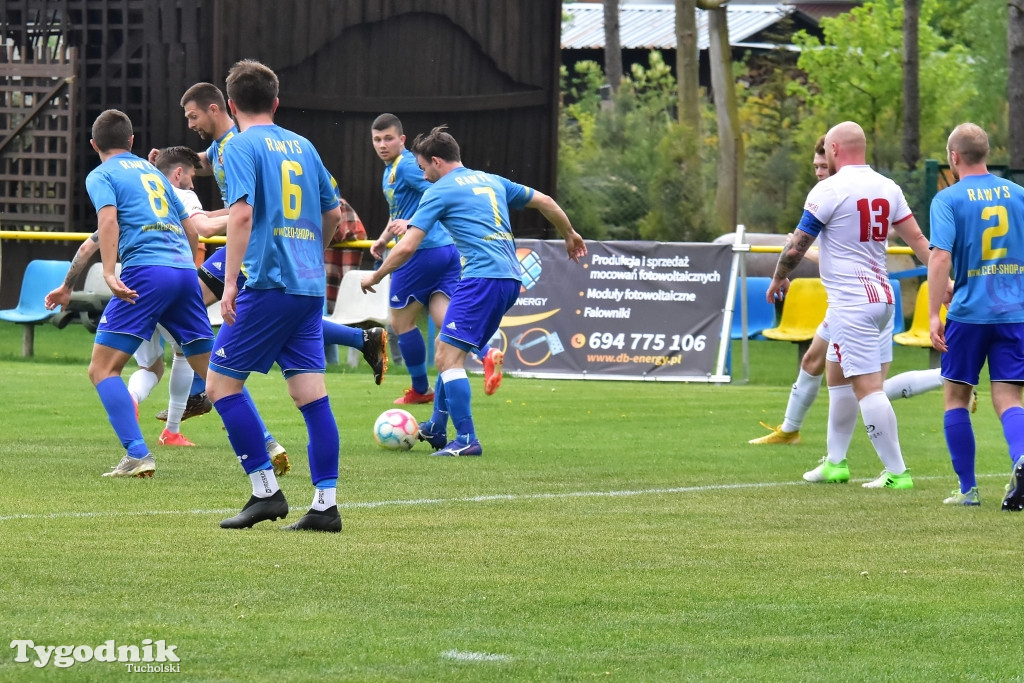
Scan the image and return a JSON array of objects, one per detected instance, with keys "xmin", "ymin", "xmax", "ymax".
[
  {"xmin": 132, "ymin": 325, "xmax": 179, "ymax": 368},
  {"xmin": 815, "ymin": 319, "xmax": 830, "ymax": 343},
  {"xmin": 824, "ymin": 303, "xmax": 894, "ymax": 377}
]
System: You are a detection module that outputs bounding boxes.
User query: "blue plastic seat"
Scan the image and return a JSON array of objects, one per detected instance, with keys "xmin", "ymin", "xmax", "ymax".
[
  {"xmin": 889, "ymin": 278, "xmax": 904, "ymax": 335},
  {"xmin": 0, "ymin": 259, "xmax": 72, "ymax": 356},
  {"xmin": 730, "ymin": 276, "xmax": 776, "ymax": 340}
]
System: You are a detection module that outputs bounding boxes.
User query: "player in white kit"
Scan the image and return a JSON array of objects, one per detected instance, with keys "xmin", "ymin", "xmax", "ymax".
[{"xmin": 765, "ymin": 121, "xmax": 933, "ymax": 489}]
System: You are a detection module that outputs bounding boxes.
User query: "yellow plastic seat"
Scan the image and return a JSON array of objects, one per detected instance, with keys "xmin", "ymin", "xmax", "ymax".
[
  {"xmin": 761, "ymin": 278, "xmax": 829, "ymax": 362},
  {"xmin": 894, "ymin": 281, "xmax": 945, "ymax": 367}
]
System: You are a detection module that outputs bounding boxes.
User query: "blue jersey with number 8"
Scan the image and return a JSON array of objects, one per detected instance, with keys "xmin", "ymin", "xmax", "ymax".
[{"xmin": 85, "ymin": 152, "xmax": 192, "ymax": 270}]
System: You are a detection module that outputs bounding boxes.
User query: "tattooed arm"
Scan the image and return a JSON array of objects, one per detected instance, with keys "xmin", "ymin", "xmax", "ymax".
[
  {"xmin": 765, "ymin": 230, "xmax": 817, "ymax": 303},
  {"xmin": 44, "ymin": 232, "xmax": 100, "ymax": 310}
]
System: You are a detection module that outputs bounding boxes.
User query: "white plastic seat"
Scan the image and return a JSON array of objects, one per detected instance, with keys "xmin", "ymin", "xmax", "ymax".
[{"xmin": 325, "ymin": 269, "xmax": 391, "ymax": 327}]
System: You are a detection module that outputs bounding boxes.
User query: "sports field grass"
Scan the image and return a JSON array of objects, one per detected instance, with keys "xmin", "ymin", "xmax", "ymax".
[{"xmin": 1, "ymin": 324, "xmax": 1021, "ymax": 681}]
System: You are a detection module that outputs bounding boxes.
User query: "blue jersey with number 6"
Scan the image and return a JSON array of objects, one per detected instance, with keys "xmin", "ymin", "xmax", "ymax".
[
  {"xmin": 223, "ymin": 123, "xmax": 339, "ymax": 296},
  {"xmin": 85, "ymin": 152, "xmax": 192, "ymax": 270},
  {"xmin": 930, "ymin": 173, "xmax": 1024, "ymax": 324}
]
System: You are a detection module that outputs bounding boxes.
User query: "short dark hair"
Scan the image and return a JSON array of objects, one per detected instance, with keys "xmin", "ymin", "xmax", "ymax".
[
  {"xmin": 372, "ymin": 113, "xmax": 403, "ymax": 135},
  {"xmin": 814, "ymin": 135, "xmax": 826, "ymax": 156},
  {"xmin": 154, "ymin": 146, "xmax": 202, "ymax": 175},
  {"xmin": 225, "ymin": 59, "xmax": 279, "ymax": 115},
  {"xmin": 180, "ymin": 82, "xmax": 226, "ymax": 110},
  {"xmin": 91, "ymin": 109, "xmax": 133, "ymax": 152},
  {"xmin": 411, "ymin": 125, "xmax": 461, "ymax": 163}
]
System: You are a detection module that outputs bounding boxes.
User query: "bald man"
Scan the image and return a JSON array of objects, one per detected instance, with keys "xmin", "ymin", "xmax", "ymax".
[
  {"xmin": 929, "ymin": 122, "xmax": 1024, "ymax": 509},
  {"xmin": 766, "ymin": 121, "xmax": 932, "ymax": 490}
]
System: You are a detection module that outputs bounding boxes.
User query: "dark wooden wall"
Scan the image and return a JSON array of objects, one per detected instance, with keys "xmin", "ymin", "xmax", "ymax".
[
  {"xmin": 210, "ymin": 0, "xmax": 562, "ymax": 239},
  {"xmin": 0, "ymin": 0, "xmax": 562, "ymax": 305}
]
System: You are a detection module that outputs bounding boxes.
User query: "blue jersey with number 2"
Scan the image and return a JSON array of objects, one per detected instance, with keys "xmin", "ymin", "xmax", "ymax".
[{"xmin": 930, "ymin": 173, "xmax": 1024, "ymax": 323}]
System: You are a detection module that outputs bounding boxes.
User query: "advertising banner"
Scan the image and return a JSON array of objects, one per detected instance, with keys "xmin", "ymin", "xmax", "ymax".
[{"xmin": 473, "ymin": 240, "xmax": 734, "ymax": 381}]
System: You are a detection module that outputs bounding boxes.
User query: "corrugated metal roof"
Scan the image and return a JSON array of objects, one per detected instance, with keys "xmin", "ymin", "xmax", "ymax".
[{"xmin": 562, "ymin": 3, "xmax": 796, "ymax": 51}]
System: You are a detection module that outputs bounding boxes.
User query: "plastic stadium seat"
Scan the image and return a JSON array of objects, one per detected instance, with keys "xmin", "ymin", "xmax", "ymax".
[
  {"xmin": 894, "ymin": 280, "xmax": 946, "ymax": 367},
  {"xmin": 730, "ymin": 276, "xmax": 776, "ymax": 340},
  {"xmin": 325, "ymin": 269, "xmax": 391, "ymax": 367},
  {"xmin": 761, "ymin": 278, "xmax": 828, "ymax": 360},
  {"xmin": 889, "ymin": 278, "xmax": 905, "ymax": 335},
  {"xmin": 0, "ymin": 259, "xmax": 71, "ymax": 356},
  {"xmin": 325, "ymin": 269, "xmax": 391, "ymax": 328},
  {"xmin": 55, "ymin": 262, "xmax": 122, "ymax": 333}
]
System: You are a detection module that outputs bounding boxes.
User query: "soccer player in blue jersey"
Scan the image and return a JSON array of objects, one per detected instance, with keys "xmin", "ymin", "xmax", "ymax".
[
  {"xmin": 369, "ymin": 113, "xmax": 463, "ymax": 405},
  {"xmin": 208, "ymin": 60, "xmax": 344, "ymax": 531},
  {"xmin": 928, "ymin": 122, "xmax": 1024, "ymax": 509},
  {"xmin": 361, "ymin": 125, "xmax": 587, "ymax": 456},
  {"xmin": 172, "ymin": 83, "xmax": 387, "ymax": 388},
  {"xmin": 82, "ymin": 109, "xmax": 214, "ymax": 477}
]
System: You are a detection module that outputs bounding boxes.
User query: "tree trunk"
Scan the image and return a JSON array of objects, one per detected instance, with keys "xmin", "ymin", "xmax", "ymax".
[
  {"xmin": 901, "ymin": 0, "xmax": 921, "ymax": 169},
  {"xmin": 1010, "ymin": 1, "xmax": 1024, "ymax": 167},
  {"xmin": 603, "ymin": 0, "xmax": 623, "ymax": 92},
  {"xmin": 675, "ymin": 0, "xmax": 700, "ymax": 134},
  {"xmin": 703, "ymin": 3, "xmax": 742, "ymax": 233}
]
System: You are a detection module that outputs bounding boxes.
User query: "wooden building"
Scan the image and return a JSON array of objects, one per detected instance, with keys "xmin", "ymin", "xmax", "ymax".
[{"xmin": 0, "ymin": 0, "xmax": 563, "ymax": 304}]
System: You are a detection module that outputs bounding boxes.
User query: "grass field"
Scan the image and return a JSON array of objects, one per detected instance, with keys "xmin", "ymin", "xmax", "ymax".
[{"xmin": 1, "ymin": 323, "xmax": 1021, "ymax": 681}]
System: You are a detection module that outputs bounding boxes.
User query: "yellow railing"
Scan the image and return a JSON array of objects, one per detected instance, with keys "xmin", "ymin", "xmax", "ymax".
[{"xmin": 0, "ymin": 231, "xmax": 375, "ymax": 250}]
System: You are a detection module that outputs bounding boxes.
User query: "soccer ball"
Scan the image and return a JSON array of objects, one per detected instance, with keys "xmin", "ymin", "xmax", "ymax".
[{"xmin": 373, "ymin": 409, "xmax": 419, "ymax": 450}]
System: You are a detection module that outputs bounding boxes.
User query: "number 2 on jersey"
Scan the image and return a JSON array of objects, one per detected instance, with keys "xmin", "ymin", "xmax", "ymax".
[
  {"xmin": 981, "ymin": 205, "xmax": 1008, "ymax": 260},
  {"xmin": 856, "ymin": 197, "xmax": 890, "ymax": 242}
]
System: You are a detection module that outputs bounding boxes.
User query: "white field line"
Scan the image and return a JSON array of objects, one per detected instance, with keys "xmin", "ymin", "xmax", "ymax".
[
  {"xmin": 0, "ymin": 473, "xmax": 1010, "ymax": 523},
  {"xmin": 440, "ymin": 649, "xmax": 511, "ymax": 662}
]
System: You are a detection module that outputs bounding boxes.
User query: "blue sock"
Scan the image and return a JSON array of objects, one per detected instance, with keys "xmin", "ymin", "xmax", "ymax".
[
  {"xmin": 398, "ymin": 329, "xmax": 429, "ymax": 394},
  {"xmin": 473, "ymin": 344, "xmax": 490, "ymax": 362},
  {"xmin": 240, "ymin": 386, "xmax": 274, "ymax": 441},
  {"xmin": 190, "ymin": 373, "xmax": 206, "ymax": 395},
  {"xmin": 299, "ymin": 396, "xmax": 340, "ymax": 486},
  {"xmin": 1001, "ymin": 406, "xmax": 1024, "ymax": 467},
  {"xmin": 322, "ymin": 320, "xmax": 364, "ymax": 349},
  {"xmin": 214, "ymin": 392, "xmax": 271, "ymax": 474},
  {"xmin": 944, "ymin": 408, "xmax": 975, "ymax": 493},
  {"xmin": 96, "ymin": 377, "xmax": 148, "ymax": 457},
  {"xmin": 428, "ymin": 373, "xmax": 449, "ymax": 430},
  {"xmin": 442, "ymin": 369, "xmax": 475, "ymax": 443}
]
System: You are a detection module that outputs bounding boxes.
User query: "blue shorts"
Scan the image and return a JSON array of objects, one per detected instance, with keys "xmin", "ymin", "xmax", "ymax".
[
  {"xmin": 198, "ymin": 246, "xmax": 246, "ymax": 300},
  {"xmin": 439, "ymin": 277, "xmax": 520, "ymax": 353},
  {"xmin": 390, "ymin": 244, "xmax": 460, "ymax": 309},
  {"xmin": 209, "ymin": 288, "xmax": 326, "ymax": 379},
  {"xmin": 95, "ymin": 265, "xmax": 213, "ymax": 356},
  {"xmin": 942, "ymin": 319, "xmax": 1024, "ymax": 385}
]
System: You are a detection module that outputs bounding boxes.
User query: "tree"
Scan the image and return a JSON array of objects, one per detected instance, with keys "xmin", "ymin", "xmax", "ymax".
[
  {"xmin": 603, "ymin": 0, "xmax": 623, "ymax": 92},
  {"xmin": 675, "ymin": 0, "xmax": 700, "ymax": 134},
  {"xmin": 793, "ymin": 0, "xmax": 975, "ymax": 168},
  {"xmin": 697, "ymin": 0, "xmax": 743, "ymax": 233},
  {"xmin": 902, "ymin": 0, "xmax": 921, "ymax": 169},
  {"xmin": 1010, "ymin": 0, "xmax": 1024, "ymax": 166}
]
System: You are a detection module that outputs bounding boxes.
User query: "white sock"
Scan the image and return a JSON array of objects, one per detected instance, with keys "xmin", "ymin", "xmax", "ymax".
[
  {"xmin": 826, "ymin": 384, "xmax": 859, "ymax": 464},
  {"xmin": 312, "ymin": 487, "xmax": 336, "ymax": 511},
  {"xmin": 859, "ymin": 390, "xmax": 907, "ymax": 474},
  {"xmin": 249, "ymin": 468, "xmax": 280, "ymax": 498},
  {"xmin": 127, "ymin": 368, "xmax": 159, "ymax": 404},
  {"xmin": 884, "ymin": 368, "xmax": 943, "ymax": 401},
  {"xmin": 781, "ymin": 369, "xmax": 823, "ymax": 433},
  {"xmin": 165, "ymin": 352, "xmax": 192, "ymax": 433}
]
